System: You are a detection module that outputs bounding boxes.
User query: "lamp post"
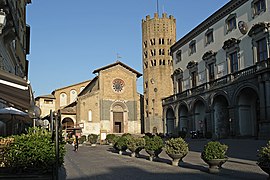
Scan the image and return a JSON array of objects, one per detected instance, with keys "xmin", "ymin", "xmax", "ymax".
[
  {"xmin": 0, "ymin": 9, "xmax": 6, "ymax": 34},
  {"xmin": 28, "ymin": 104, "xmax": 41, "ymax": 130},
  {"xmin": 51, "ymin": 110, "xmax": 61, "ymax": 180}
]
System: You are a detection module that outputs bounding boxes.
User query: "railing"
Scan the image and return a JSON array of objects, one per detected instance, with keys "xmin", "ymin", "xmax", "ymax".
[
  {"xmin": 163, "ymin": 59, "xmax": 270, "ymax": 105},
  {"xmin": 232, "ymin": 65, "xmax": 256, "ymax": 79},
  {"xmin": 176, "ymin": 90, "xmax": 189, "ymax": 99},
  {"xmin": 190, "ymin": 83, "xmax": 206, "ymax": 94}
]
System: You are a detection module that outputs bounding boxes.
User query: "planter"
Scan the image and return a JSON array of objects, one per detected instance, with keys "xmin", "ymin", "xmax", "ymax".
[
  {"xmin": 146, "ymin": 149, "xmax": 162, "ymax": 161},
  {"xmin": 258, "ymin": 164, "xmax": 270, "ymax": 179},
  {"xmin": 167, "ymin": 153, "xmax": 186, "ymax": 166},
  {"xmin": 203, "ymin": 158, "xmax": 228, "ymax": 174}
]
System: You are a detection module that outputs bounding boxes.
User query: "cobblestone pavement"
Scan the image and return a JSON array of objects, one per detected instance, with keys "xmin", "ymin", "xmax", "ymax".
[{"xmin": 60, "ymin": 139, "xmax": 269, "ymax": 180}]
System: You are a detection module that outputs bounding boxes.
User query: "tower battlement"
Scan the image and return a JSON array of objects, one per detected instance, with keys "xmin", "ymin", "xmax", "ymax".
[{"xmin": 142, "ymin": 13, "xmax": 175, "ymax": 22}]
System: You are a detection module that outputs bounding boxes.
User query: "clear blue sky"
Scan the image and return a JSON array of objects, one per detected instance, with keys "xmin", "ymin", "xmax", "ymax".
[{"xmin": 26, "ymin": 0, "xmax": 229, "ymax": 97}]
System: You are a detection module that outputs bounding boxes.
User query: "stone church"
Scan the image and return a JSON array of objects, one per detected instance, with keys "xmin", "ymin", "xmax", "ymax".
[
  {"xmin": 36, "ymin": 61, "xmax": 143, "ymax": 136},
  {"xmin": 76, "ymin": 61, "xmax": 143, "ymax": 135}
]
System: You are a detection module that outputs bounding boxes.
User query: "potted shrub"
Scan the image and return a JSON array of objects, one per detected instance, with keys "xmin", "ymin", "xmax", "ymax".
[
  {"xmin": 165, "ymin": 137, "xmax": 189, "ymax": 166},
  {"xmin": 127, "ymin": 136, "xmax": 145, "ymax": 157},
  {"xmin": 257, "ymin": 140, "xmax": 270, "ymax": 178},
  {"xmin": 106, "ymin": 134, "xmax": 116, "ymax": 145},
  {"xmin": 113, "ymin": 135, "xmax": 130, "ymax": 155},
  {"xmin": 144, "ymin": 135, "xmax": 164, "ymax": 161},
  {"xmin": 201, "ymin": 141, "xmax": 228, "ymax": 174},
  {"xmin": 88, "ymin": 134, "xmax": 98, "ymax": 146},
  {"xmin": 79, "ymin": 135, "xmax": 86, "ymax": 144}
]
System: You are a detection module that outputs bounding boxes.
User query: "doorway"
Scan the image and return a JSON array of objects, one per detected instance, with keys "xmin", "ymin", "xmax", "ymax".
[{"xmin": 113, "ymin": 112, "xmax": 123, "ymax": 133}]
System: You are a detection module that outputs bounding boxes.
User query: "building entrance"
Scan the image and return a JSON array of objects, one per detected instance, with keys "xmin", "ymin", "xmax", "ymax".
[{"xmin": 113, "ymin": 112, "xmax": 123, "ymax": 133}]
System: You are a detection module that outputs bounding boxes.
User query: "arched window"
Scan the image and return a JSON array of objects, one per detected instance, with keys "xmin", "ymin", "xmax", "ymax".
[
  {"xmin": 88, "ymin": 110, "xmax": 92, "ymax": 122},
  {"xmin": 60, "ymin": 93, "xmax": 67, "ymax": 107},
  {"xmin": 70, "ymin": 89, "xmax": 77, "ymax": 102}
]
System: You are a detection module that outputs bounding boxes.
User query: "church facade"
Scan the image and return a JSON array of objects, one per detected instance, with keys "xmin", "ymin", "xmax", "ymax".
[{"xmin": 76, "ymin": 61, "xmax": 143, "ymax": 135}]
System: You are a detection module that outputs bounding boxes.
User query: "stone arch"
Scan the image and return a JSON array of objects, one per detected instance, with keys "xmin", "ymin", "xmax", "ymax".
[
  {"xmin": 110, "ymin": 101, "xmax": 128, "ymax": 134},
  {"xmin": 178, "ymin": 102, "xmax": 189, "ymax": 133},
  {"xmin": 209, "ymin": 90, "xmax": 230, "ymax": 108},
  {"xmin": 233, "ymin": 85, "xmax": 259, "ymax": 137},
  {"xmin": 165, "ymin": 107, "xmax": 175, "ymax": 134},
  {"xmin": 191, "ymin": 97, "xmax": 207, "ymax": 135},
  {"xmin": 62, "ymin": 117, "xmax": 75, "ymax": 130},
  {"xmin": 212, "ymin": 94, "xmax": 230, "ymax": 138},
  {"xmin": 190, "ymin": 96, "xmax": 208, "ymax": 112}
]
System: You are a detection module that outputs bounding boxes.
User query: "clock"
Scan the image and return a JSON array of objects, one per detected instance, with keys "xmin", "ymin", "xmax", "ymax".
[{"xmin": 112, "ymin": 78, "xmax": 125, "ymax": 93}]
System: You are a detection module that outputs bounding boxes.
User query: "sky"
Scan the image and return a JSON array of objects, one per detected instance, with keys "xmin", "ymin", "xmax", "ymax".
[{"xmin": 26, "ymin": 0, "xmax": 229, "ymax": 97}]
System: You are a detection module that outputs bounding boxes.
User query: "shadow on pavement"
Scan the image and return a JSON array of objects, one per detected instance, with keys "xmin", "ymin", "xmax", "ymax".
[{"xmin": 64, "ymin": 165, "xmax": 267, "ymax": 180}]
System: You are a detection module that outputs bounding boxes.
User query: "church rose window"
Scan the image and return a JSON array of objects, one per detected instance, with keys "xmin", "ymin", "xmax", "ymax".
[{"xmin": 112, "ymin": 79, "xmax": 125, "ymax": 93}]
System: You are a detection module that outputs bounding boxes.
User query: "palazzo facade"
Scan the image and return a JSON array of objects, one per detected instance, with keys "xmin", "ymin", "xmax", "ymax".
[{"xmin": 163, "ymin": 0, "xmax": 270, "ymax": 139}]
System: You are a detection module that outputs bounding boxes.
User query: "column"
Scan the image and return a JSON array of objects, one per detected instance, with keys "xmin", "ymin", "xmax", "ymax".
[{"xmin": 265, "ymin": 80, "xmax": 270, "ymax": 120}]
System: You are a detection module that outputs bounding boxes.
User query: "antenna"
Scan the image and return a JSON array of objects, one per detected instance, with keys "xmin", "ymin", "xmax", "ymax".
[
  {"xmin": 116, "ymin": 53, "xmax": 122, "ymax": 62},
  {"xmin": 156, "ymin": 0, "xmax": 159, "ymax": 15}
]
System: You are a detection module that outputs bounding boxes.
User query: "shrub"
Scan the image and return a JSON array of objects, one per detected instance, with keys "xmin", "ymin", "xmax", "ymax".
[
  {"xmin": 106, "ymin": 134, "xmax": 116, "ymax": 144},
  {"xmin": 165, "ymin": 137, "xmax": 188, "ymax": 155},
  {"xmin": 127, "ymin": 136, "xmax": 145, "ymax": 153},
  {"xmin": 88, "ymin": 134, "xmax": 98, "ymax": 144},
  {"xmin": 144, "ymin": 135, "xmax": 163, "ymax": 152},
  {"xmin": 4, "ymin": 127, "xmax": 66, "ymax": 172},
  {"xmin": 201, "ymin": 141, "xmax": 228, "ymax": 161},
  {"xmin": 114, "ymin": 135, "xmax": 129, "ymax": 151},
  {"xmin": 258, "ymin": 140, "xmax": 270, "ymax": 167},
  {"xmin": 79, "ymin": 135, "xmax": 86, "ymax": 144}
]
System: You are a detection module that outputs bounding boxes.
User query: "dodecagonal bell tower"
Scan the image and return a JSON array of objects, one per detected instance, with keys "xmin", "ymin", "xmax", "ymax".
[{"xmin": 142, "ymin": 12, "xmax": 176, "ymax": 133}]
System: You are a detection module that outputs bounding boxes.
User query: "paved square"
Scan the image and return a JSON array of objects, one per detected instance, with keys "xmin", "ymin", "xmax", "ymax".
[{"xmin": 61, "ymin": 139, "xmax": 268, "ymax": 180}]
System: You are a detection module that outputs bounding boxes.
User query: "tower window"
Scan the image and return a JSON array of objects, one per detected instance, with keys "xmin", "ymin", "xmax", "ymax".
[
  {"xmin": 144, "ymin": 61, "xmax": 148, "ymax": 69},
  {"xmin": 150, "ymin": 39, "xmax": 155, "ymax": 45},
  {"xmin": 144, "ymin": 41, "xmax": 147, "ymax": 48}
]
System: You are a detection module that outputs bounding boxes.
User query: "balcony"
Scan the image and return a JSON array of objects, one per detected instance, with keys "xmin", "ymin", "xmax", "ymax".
[{"xmin": 163, "ymin": 58, "xmax": 270, "ymax": 105}]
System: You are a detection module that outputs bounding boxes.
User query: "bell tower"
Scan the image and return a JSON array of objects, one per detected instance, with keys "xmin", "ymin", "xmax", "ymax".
[{"xmin": 142, "ymin": 12, "xmax": 176, "ymax": 133}]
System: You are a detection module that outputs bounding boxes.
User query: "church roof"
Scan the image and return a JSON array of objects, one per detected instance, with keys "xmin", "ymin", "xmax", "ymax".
[{"xmin": 92, "ymin": 61, "xmax": 142, "ymax": 78}]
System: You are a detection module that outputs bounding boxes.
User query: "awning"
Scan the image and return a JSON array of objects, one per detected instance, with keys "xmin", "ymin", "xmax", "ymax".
[{"xmin": 0, "ymin": 70, "xmax": 33, "ymax": 111}]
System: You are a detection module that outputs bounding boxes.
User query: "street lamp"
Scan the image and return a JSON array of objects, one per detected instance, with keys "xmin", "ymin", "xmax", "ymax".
[
  {"xmin": 28, "ymin": 104, "xmax": 41, "ymax": 128},
  {"xmin": 0, "ymin": 9, "xmax": 6, "ymax": 34}
]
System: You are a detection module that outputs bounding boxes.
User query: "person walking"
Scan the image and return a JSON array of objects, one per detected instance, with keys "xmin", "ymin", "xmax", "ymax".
[{"xmin": 74, "ymin": 136, "xmax": 79, "ymax": 151}]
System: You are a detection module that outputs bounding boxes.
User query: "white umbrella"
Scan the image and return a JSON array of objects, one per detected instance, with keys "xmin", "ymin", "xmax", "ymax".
[
  {"xmin": 0, "ymin": 107, "xmax": 28, "ymax": 116},
  {"xmin": 0, "ymin": 107, "xmax": 31, "ymax": 136}
]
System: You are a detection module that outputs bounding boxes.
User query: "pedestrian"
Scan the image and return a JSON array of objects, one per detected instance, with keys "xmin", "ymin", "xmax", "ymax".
[{"xmin": 74, "ymin": 136, "xmax": 79, "ymax": 151}]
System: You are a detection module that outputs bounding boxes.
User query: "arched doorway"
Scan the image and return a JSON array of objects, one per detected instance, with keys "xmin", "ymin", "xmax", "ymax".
[
  {"xmin": 193, "ymin": 100, "xmax": 206, "ymax": 134},
  {"xmin": 178, "ymin": 105, "xmax": 188, "ymax": 132},
  {"xmin": 166, "ymin": 108, "xmax": 175, "ymax": 134},
  {"xmin": 62, "ymin": 118, "xmax": 74, "ymax": 130},
  {"xmin": 112, "ymin": 104, "xmax": 124, "ymax": 133},
  {"xmin": 237, "ymin": 87, "xmax": 259, "ymax": 136},
  {"xmin": 213, "ymin": 95, "xmax": 229, "ymax": 138}
]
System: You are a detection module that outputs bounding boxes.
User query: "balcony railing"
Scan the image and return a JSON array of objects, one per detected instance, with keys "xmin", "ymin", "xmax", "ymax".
[{"xmin": 163, "ymin": 58, "xmax": 270, "ymax": 105}]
